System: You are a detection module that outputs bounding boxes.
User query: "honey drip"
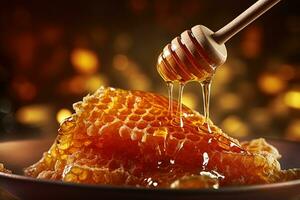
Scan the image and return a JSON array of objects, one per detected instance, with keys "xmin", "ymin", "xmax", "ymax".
[
  {"xmin": 200, "ymin": 80, "xmax": 212, "ymax": 133},
  {"xmin": 165, "ymin": 79, "xmax": 212, "ymax": 129},
  {"xmin": 167, "ymin": 82, "xmax": 174, "ymax": 115},
  {"xmin": 177, "ymin": 83, "xmax": 185, "ymax": 127}
]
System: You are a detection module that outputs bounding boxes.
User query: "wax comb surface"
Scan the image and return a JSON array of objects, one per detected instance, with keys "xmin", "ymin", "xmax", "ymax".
[{"xmin": 25, "ymin": 87, "xmax": 300, "ymax": 188}]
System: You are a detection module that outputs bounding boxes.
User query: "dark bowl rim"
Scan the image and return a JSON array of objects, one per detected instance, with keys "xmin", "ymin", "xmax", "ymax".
[{"xmin": 0, "ymin": 138, "xmax": 300, "ymax": 194}]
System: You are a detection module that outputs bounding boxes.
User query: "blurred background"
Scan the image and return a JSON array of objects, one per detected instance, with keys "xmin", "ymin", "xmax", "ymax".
[{"xmin": 0, "ymin": 0, "xmax": 299, "ymax": 141}]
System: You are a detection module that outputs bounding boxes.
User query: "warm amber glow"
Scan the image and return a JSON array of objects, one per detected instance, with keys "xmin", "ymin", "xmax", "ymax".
[
  {"xmin": 16, "ymin": 105, "xmax": 50, "ymax": 125},
  {"xmin": 56, "ymin": 108, "xmax": 72, "ymax": 124},
  {"xmin": 128, "ymin": 73, "xmax": 151, "ymax": 90},
  {"xmin": 277, "ymin": 64, "xmax": 296, "ymax": 81},
  {"xmin": 217, "ymin": 93, "xmax": 242, "ymax": 111},
  {"xmin": 68, "ymin": 76, "xmax": 86, "ymax": 94},
  {"xmin": 86, "ymin": 75, "xmax": 107, "ymax": 93},
  {"xmin": 113, "ymin": 34, "xmax": 132, "ymax": 51},
  {"xmin": 248, "ymin": 108, "xmax": 270, "ymax": 127},
  {"xmin": 221, "ymin": 116, "xmax": 249, "ymax": 138},
  {"xmin": 71, "ymin": 48, "xmax": 99, "ymax": 74},
  {"xmin": 13, "ymin": 78, "xmax": 37, "ymax": 101},
  {"xmin": 112, "ymin": 56, "xmax": 151, "ymax": 90},
  {"xmin": 268, "ymin": 96, "xmax": 288, "ymax": 117},
  {"xmin": 286, "ymin": 119, "xmax": 300, "ymax": 140},
  {"xmin": 284, "ymin": 91, "xmax": 300, "ymax": 109},
  {"xmin": 113, "ymin": 54, "xmax": 129, "ymax": 71},
  {"xmin": 213, "ymin": 64, "xmax": 232, "ymax": 84},
  {"xmin": 258, "ymin": 74, "xmax": 286, "ymax": 95},
  {"xmin": 212, "ymin": 64, "xmax": 233, "ymax": 95},
  {"xmin": 63, "ymin": 75, "xmax": 108, "ymax": 94},
  {"xmin": 182, "ymin": 92, "xmax": 197, "ymax": 110},
  {"xmin": 241, "ymin": 26, "xmax": 262, "ymax": 58}
]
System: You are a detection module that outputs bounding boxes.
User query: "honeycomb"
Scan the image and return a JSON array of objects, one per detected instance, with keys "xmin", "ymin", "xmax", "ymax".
[{"xmin": 24, "ymin": 87, "xmax": 300, "ymax": 188}]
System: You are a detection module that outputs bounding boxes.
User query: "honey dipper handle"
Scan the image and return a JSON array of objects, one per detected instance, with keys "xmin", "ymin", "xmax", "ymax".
[{"xmin": 213, "ymin": 0, "xmax": 281, "ymax": 44}]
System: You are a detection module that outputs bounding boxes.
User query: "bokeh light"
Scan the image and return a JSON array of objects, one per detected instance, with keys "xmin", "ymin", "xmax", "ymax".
[
  {"xmin": 258, "ymin": 73, "xmax": 286, "ymax": 95},
  {"xmin": 0, "ymin": 1, "xmax": 299, "ymax": 142},
  {"xmin": 182, "ymin": 92, "xmax": 197, "ymax": 110},
  {"xmin": 112, "ymin": 54, "xmax": 151, "ymax": 90},
  {"xmin": 86, "ymin": 74, "xmax": 108, "ymax": 93},
  {"xmin": 248, "ymin": 108, "xmax": 271, "ymax": 129},
  {"xmin": 56, "ymin": 108, "xmax": 72, "ymax": 124},
  {"xmin": 71, "ymin": 48, "xmax": 99, "ymax": 75},
  {"xmin": 221, "ymin": 116, "xmax": 249, "ymax": 138},
  {"xmin": 284, "ymin": 90, "xmax": 300, "ymax": 109},
  {"xmin": 268, "ymin": 96, "xmax": 289, "ymax": 117},
  {"xmin": 217, "ymin": 93, "xmax": 242, "ymax": 111},
  {"xmin": 285, "ymin": 119, "xmax": 300, "ymax": 141},
  {"xmin": 16, "ymin": 105, "xmax": 51, "ymax": 125}
]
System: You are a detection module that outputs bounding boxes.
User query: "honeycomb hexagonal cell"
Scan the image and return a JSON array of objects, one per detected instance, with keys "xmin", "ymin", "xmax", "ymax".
[{"xmin": 24, "ymin": 87, "xmax": 300, "ymax": 188}]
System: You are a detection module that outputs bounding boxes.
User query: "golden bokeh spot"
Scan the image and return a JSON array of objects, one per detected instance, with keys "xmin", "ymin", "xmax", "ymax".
[
  {"xmin": 211, "ymin": 64, "xmax": 233, "ymax": 96},
  {"xmin": 64, "ymin": 75, "xmax": 108, "ymax": 94},
  {"xmin": 85, "ymin": 75, "xmax": 108, "ymax": 93},
  {"xmin": 213, "ymin": 64, "xmax": 233, "ymax": 85},
  {"xmin": 16, "ymin": 105, "xmax": 50, "ymax": 125},
  {"xmin": 71, "ymin": 48, "xmax": 99, "ymax": 74},
  {"xmin": 221, "ymin": 116, "xmax": 249, "ymax": 138},
  {"xmin": 285, "ymin": 119, "xmax": 300, "ymax": 141},
  {"xmin": 128, "ymin": 73, "xmax": 151, "ymax": 91},
  {"xmin": 284, "ymin": 91, "xmax": 300, "ymax": 109},
  {"xmin": 112, "ymin": 54, "xmax": 151, "ymax": 90},
  {"xmin": 258, "ymin": 74, "xmax": 286, "ymax": 95},
  {"xmin": 56, "ymin": 108, "xmax": 72, "ymax": 124},
  {"xmin": 248, "ymin": 108, "xmax": 271, "ymax": 128},
  {"xmin": 268, "ymin": 96, "xmax": 289, "ymax": 117},
  {"xmin": 182, "ymin": 92, "xmax": 197, "ymax": 110},
  {"xmin": 217, "ymin": 93, "xmax": 242, "ymax": 111}
]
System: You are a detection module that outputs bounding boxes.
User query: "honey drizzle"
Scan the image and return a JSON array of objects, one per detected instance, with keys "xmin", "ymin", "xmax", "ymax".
[
  {"xmin": 166, "ymin": 79, "xmax": 212, "ymax": 130},
  {"xmin": 200, "ymin": 80, "xmax": 212, "ymax": 133},
  {"xmin": 167, "ymin": 82, "xmax": 174, "ymax": 115},
  {"xmin": 177, "ymin": 83, "xmax": 185, "ymax": 127},
  {"xmin": 160, "ymin": 32, "xmax": 216, "ymax": 129}
]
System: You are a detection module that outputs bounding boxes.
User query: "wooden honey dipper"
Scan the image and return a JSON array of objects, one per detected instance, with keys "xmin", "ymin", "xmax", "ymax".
[
  {"xmin": 157, "ymin": 0, "xmax": 281, "ymax": 128},
  {"xmin": 157, "ymin": 0, "xmax": 281, "ymax": 83}
]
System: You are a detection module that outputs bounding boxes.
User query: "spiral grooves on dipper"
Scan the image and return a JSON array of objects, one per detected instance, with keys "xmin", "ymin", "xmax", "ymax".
[{"xmin": 157, "ymin": 27, "xmax": 215, "ymax": 83}]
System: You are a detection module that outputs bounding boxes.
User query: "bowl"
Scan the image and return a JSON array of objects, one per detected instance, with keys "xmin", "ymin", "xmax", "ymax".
[{"xmin": 0, "ymin": 138, "xmax": 299, "ymax": 200}]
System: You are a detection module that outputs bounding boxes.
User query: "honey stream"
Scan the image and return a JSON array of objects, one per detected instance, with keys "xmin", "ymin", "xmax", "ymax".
[
  {"xmin": 200, "ymin": 80, "xmax": 212, "ymax": 133},
  {"xmin": 166, "ymin": 80, "xmax": 212, "ymax": 130},
  {"xmin": 177, "ymin": 83, "xmax": 185, "ymax": 127},
  {"xmin": 167, "ymin": 82, "xmax": 174, "ymax": 115}
]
